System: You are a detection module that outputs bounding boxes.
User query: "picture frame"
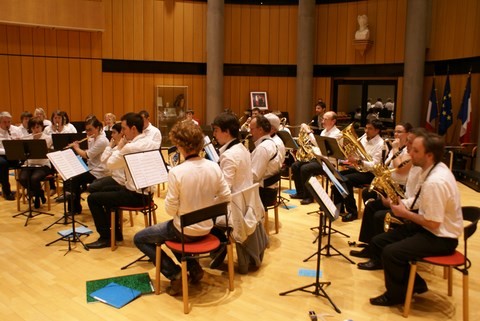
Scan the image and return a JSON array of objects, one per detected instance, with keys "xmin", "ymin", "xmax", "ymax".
[{"xmin": 250, "ymin": 91, "xmax": 268, "ymax": 110}]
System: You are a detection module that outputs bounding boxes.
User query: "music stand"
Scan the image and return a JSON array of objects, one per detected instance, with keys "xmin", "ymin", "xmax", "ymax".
[
  {"xmin": 52, "ymin": 133, "xmax": 87, "ymax": 151},
  {"xmin": 276, "ymin": 130, "xmax": 299, "ymax": 207},
  {"xmin": 303, "ymin": 156, "xmax": 354, "ymax": 264},
  {"xmin": 314, "ymin": 135, "xmax": 345, "ymax": 162},
  {"xmin": 4, "ymin": 140, "xmax": 54, "ymax": 226},
  {"xmin": 120, "ymin": 149, "xmax": 168, "ymax": 270},
  {"xmin": 45, "ymin": 149, "xmax": 90, "ymax": 254},
  {"xmin": 279, "ymin": 177, "xmax": 341, "ymax": 313}
]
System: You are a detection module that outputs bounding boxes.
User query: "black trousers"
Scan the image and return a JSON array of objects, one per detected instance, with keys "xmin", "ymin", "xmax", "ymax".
[
  {"xmin": 358, "ymin": 198, "xmax": 388, "ymax": 244},
  {"xmin": 291, "ymin": 159, "xmax": 324, "ymax": 198},
  {"xmin": 63, "ymin": 171, "xmax": 96, "ymax": 211},
  {"xmin": 370, "ymin": 224, "xmax": 458, "ymax": 302},
  {"xmin": 0, "ymin": 155, "xmax": 18, "ymax": 194},
  {"xmin": 332, "ymin": 168, "xmax": 374, "ymax": 215},
  {"xmin": 19, "ymin": 165, "xmax": 51, "ymax": 195}
]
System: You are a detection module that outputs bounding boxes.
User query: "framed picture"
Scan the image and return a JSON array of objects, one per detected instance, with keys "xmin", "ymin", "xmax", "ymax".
[{"xmin": 250, "ymin": 91, "xmax": 268, "ymax": 110}]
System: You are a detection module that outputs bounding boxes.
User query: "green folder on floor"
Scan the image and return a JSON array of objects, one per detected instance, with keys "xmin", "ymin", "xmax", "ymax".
[{"xmin": 86, "ymin": 272, "xmax": 154, "ymax": 303}]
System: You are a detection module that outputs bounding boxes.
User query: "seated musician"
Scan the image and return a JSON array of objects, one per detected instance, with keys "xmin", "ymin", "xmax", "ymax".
[
  {"xmin": 0, "ymin": 111, "xmax": 23, "ymax": 201},
  {"xmin": 63, "ymin": 116, "xmax": 109, "ymax": 214},
  {"xmin": 332, "ymin": 119, "xmax": 384, "ymax": 222},
  {"xmin": 18, "ymin": 111, "xmax": 33, "ymax": 137},
  {"xmin": 103, "ymin": 112, "xmax": 116, "ymax": 131},
  {"xmin": 368, "ymin": 132, "xmax": 463, "ymax": 306},
  {"xmin": 139, "ymin": 110, "xmax": 162, "ymax": 149},
  {"xmin": 18, "ymin": 117, "xmax": 53, "ymax": 208},
  {"xmin": 43, "ymin": 110, "xmax": 77, "ymax": 135},
  {"xmin": 250, "ymin": 115, "xmax": 282, "ymax": 209},
  {"xmin": 290, "ymin": 111, "xmax": 342, "ymax": 205},
  {"xmin": 351, "ymin": 124, "xmax": 419, "ymax": 261},
  {"xmin": 264, "ymin": 113, "xmax": 286, "ymax": 165},
  {"xmin": 134, "ymin": 121, "xmax": 231, "ymax": 296},
  {"xmin": 87, "ymin": 123, "xmax": 126, "ymax": 193}
]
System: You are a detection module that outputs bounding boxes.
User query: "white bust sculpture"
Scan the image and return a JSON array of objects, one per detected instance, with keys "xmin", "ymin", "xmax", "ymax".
[{"xmin": 355, "ymin": 14, "xmax": 370, "ymax": 40}]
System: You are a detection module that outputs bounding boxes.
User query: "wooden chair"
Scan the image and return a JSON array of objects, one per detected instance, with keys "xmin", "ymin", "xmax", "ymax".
[
  {"xmin": 264, "ymin": 173, "xmax": 282, "ymax": 235},
  {"xmin": 403, "ymin": 206, "xmax": 480, "ymax": 321},
  {"xmin": 110, "ymin": 200, "xmax": 158, "ymax": 251},
  {"xmin": 154, "ymin": 202, "xmax": 234, "ymax": 314}
]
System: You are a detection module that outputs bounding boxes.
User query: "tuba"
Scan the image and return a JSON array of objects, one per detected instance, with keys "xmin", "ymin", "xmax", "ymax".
[
  {"xmin": 295, "ymin": 125, "xmax": 315, "ymax": 162},
  {"xmin": 338, "ymin": 123, "xmax": 371, "ymax": 171}
]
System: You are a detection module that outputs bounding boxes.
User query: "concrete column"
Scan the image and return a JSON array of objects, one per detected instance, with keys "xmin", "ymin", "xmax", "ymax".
[
  {"xmin": 295, "ymin": 0, "xmax": 316, "ymax": 124},
  {"xmin": 206, "ymin": 0, "xmax": 224, "ymax": 125},
  {"xmin": 401, "ymin": 0, "xmax": 428, "ymax": 126}
]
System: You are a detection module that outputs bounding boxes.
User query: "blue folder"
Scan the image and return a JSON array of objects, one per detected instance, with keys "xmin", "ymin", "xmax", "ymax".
[{"xmin": 89, "ymin": 282, "xmax": 141, "ymax": 309}]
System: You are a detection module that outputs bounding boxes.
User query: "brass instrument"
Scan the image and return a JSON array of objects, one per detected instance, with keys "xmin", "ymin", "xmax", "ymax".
[
  {"xmin": 280, "ymin": 117, "xmax": 287, "ymax": 128},
  {"xmin": 295, "ymin": 125, "xmax": 315, "ymax": 162},
  {"xmin": 338, "ymin": 123, "xmax": 371, "ymax": 171},
  {"xmin": 384, "ymin": 212, "xmax": 404, "ymax": 232},
  {"xmin": 240, "ymin": 117, "xmax": 251, "ymax": 132}
]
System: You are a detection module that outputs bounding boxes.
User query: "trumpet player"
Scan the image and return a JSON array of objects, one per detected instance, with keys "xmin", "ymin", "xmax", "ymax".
[
  {"xmin": 368, "ymin": 132, "xmax": 462, "ymax": 307},
  {"xmin": 333, "ymin": 119, "xmax": 384, "ymax": 222}
]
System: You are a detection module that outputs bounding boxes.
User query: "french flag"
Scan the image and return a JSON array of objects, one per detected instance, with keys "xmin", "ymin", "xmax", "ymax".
[
  {"xmin": 426, "ymin": 78, "xmax": 437, "ymax": 132},
  {"xmin": 457, "ymin": 74, "xmax": 472, "ymax": 143}
]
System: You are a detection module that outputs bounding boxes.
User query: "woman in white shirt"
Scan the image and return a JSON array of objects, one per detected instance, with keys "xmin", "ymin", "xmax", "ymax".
[{"xmin": 43, "ymin": 110, "xmax": 77, "ymax": 135}]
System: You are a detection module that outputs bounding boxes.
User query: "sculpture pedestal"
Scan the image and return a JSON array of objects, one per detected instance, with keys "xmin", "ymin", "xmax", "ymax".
[{"xmin": 353, "ymin": 40, "xmax": 373, "ymax": 56}]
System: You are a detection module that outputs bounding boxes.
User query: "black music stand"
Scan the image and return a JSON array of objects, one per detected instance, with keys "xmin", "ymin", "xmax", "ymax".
[
  {"xmin": 4, "ymin": 140, "xmax": 54, "ymax": 226},
  {"xmin": 44, "ymin": 149, "xmax": 90, "ymax": 254},
  {"xmin": 314, "ymin": 135, "xmax": 345, "ymax": 162},
  {"xmin": 52, "ymin": 133, "xmax": 87, "ymax": 151},
  {"xmin": 276, "ymin": 130, "xmax": 300, "ymax": 207},
  {"xmin": 120, "ymin": 149, "xmax": 168, "ymax": 270},
  {"xmin": 279, "ymin": 178, "xmax": 341, "ymax": 314}
]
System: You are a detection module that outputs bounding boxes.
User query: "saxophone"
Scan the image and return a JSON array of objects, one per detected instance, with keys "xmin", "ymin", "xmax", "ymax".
[{"xmin": 295, "ymin": 125, "xmax": 315, "ymax": 162}]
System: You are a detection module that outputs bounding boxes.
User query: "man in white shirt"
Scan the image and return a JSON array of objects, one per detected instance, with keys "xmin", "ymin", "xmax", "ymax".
[
  {"xmin": 264, "ymin": 113, "xmax": 286, "ymax": 165},
  {"xmin": 291, "ymin": 111, "xmax": 341, "ymax": 205},
  {"xmin": 86, "ymin": 112, "xmax": 159, "ymax": 249},
  {"xmin": 139, "ymin": 110, "xmax": 162, "ymax": 149},
  {"xmin": 368, "ymin": 132, "xmax": 462, "ymax": 306},
  {"xmin": 333, "ymin": 119, "xmax": 384, "ymax": 222},
  {"xmin": 0, "ymin": 111, "xmax": 23, "ymax": 200},
  {"xmin": 250, "ymin": 115, "xmax": 282, "ymax": 209}
]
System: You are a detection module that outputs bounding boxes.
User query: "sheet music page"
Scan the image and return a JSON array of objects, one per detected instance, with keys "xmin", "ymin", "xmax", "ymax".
[
  {"xmin": 322, "ymin": 163, "xmax": 348, "ymax": 197},
  {"xmin": 47, "ymin": 149, "xmax": 88, "ymax": 180},
  {"xmin": 203, "ymin": 136, "xmax": 219, "ymax": 163},
  {"xmin": 308, "ymin": 176, "xmax": 339, "ymax": 220},
  {"xmin": 124, "ymin": 150, "xmax": 168, "ymax": 189}
]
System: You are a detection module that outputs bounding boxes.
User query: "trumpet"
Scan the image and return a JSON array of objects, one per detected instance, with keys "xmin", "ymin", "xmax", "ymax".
[{"xmin": 63, "ymin": 136, "xmax": 90, "ymax": 150}]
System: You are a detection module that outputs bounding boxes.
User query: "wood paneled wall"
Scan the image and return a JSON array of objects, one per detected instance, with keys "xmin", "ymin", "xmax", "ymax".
[{"xmin": 0, "ymin": 0, "xmax": 479, "ymax": 135}]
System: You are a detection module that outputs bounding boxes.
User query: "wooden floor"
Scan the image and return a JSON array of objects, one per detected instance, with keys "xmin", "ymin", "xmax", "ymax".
[{"xmin": 1, "ymin": 175, "xmax": 479, "ymax": 321}]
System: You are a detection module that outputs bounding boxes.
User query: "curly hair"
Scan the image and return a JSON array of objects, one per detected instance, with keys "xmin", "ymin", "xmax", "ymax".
[{"xmin": 169, "ymin": 121, "xmax": 204, "ymax": 155}]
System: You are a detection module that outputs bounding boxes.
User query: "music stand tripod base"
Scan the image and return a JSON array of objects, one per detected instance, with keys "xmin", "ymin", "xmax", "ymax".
[
  {"xmin": 45, "ymin": 231, "xmax": 90, "ymax": 255},
  {"xmin": 13, "ymin": 208, "xmax": 54, "ymax": 227}
]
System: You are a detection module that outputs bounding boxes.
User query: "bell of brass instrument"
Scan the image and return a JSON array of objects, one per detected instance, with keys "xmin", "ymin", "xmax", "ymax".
[
  {"xmin": 240, "ymin": 134, "xmax": 252, "ymax": 151},
  {"xmin": 384, "ymin": 212, "xmax": 404, "ymax": 232},
  {"xmin": 295, "ymin": 125, "xmax": 315, "ymax": 162},
  {"xmin": 240, "ymin": 117, "xmax": 251, "ymax": 132},
  {"xmin": 338, "ymin": 123, "xmax": 372, "ymax": 171}
]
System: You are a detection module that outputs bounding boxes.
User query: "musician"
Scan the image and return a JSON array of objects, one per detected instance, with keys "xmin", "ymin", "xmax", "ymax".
[
  {"xmin": 0, "ymin": 111, "xmax": 23, "ymax": 200},
  {"xmin": 310, "ymin": 100, "xmax": 326, "ymax": 135},
  {"xmin": 352, "ymin": 126, "xmax": 421, "ymax": 261},
  {"xmin": 213, "ymin": 112, "xmax": 253, "ymax": 193},
  {"xmin": 184, "ymin": 109, "xmax": 199, "ymax": 126},
  {"xmin": 290, "ymin": 111, "xmax": 341, "ymax": 205},
  {"xmin": 34, "ymin": 107, "xmax": 52, "ymax": 128},
  {"xmin": 103, "ymin": 113, "xmax": 116, "ymax": 131},
  {"xmin": 43, "ymin": 110, "xmax": 77, "ymax": 135},
  {"xmin": 18, "ymin": 117, "xmax": 53, "ymax": 208},
  {"xmin": 87, "ymin": 123, "xmax": 126, "ymax": 193},
  {"xmin": 264, "ymin": 113, "xmax": 286, "ymax": 164},
  {"xmin": 369, "ymin": 132, "xmax": 462, "ymax": 306},
  {"xmin": 134, "ymin": 121, "xmax": 231, "ymax": 296},
  {"xmin": 64, "ymin": 116, "xmax": 109, "ymax": 214},
  {"xmin": 250, "ymin": 115, "xmax": 282, "ymax": 209},
  {"xmin": 251, "ymin": 107, "xmax": 261, "ymax": 118},
  {"xmin": 18, "ymin": 111, "xmax": 33, "ymax": 137},
  {"xmin": 139, "ymin": 110, "xmax": 162, "ymax": 149},
  {"xmin": 333, "ymin": 119, "xmax": 384, "ymax": 222},
  {"xmin": 86, "ymin": 112, "xmax": 160, "ymax": 249}
]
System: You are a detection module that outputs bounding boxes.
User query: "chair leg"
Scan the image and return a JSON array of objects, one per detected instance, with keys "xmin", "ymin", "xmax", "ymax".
[
  {"xmin": 264, "ymin": 210, "xmax": 269, "ymax": 236},
  {"xmin": 16, "ymin": 180, "xmax": 22, "ymax": 211},
  {"xmin": 274, "ymin": 206, "xmax": 279, "ymax": 234},
  {"xmin": 227, "ymin": 242, "xmax": 235, "ymax": 291},
  {"xmin": 155, "ymin": 245, "xmax": 162, "ymax": 294},
  {"xmin": 110, "ymin": 210, "xmax": 118, "ymax": 251},
  {"xmin": 181, "ymin": 261, "xmax": 189, "ymax": 314},
  {"xmin": 44, "ymin": 180, "xmax": 51, "ymax": 211},
  {"xmin": 129, "ymin": 211, "xmax": 134, "ymax": 227},
  {"xmin": 447, "ymin": 266, "xmax": 453, "ymax": 296},
  {"xmin": 463, "ymin": 273, "xmax": 469, "ymax": 321},
  {"xmin": 403, "ymin": 262, "xmax": 417, "ymax": 318},
  {"xmin": 152, "ymin": 209, "xmax": 157, "ymax": 224}
]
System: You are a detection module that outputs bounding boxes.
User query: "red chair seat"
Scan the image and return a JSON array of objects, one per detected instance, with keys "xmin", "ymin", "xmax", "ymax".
[
  {"xmin": 117, "ymin": 201, "xmax": 156, "ymax": 211},
  {"xmin": 423, "ymin": 250, "xmax": 465, "ymax": 266},
  {"xmin": 165, "ymin": 234, "xmax": 220, "ymax": 254}
]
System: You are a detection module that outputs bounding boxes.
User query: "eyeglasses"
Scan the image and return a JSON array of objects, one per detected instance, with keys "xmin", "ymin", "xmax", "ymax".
[{"xmin": 394, "ymin": 130, "xmax": 405, "ymax": 133}]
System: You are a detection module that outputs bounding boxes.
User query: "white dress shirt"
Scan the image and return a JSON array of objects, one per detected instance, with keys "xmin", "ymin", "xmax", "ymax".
[
  {"xmin": 0, "ymin": 126, "xmax": 23, "ymax": 155},
  {"xmin": 251, "ymin": 134, "xmax": 282, "ymax": 188},
  {"xmin": 143, "ymin": 123, "xmax": 162, "ymax": 149},
  {"xmin": 359, "ymin": 134, "xmax": 384, "ymax": 171},
  {"xmin": 86, "ymin": 135, "xmax": 109, "ymax": 179},
  {"xmin": 219, "ymin": 139, "xmax": 253, "ymax": 194}
]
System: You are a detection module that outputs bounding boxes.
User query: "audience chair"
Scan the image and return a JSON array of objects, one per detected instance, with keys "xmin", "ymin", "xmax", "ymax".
[
  {"xmin": 403, "ymin": 206, "xmax": 480, "ymax": 321},
  {"xmin": 16, "ymin": 173, "xmax": 54, "ymax": 211},
  {"xmin": 110, "ymin": 200, "xmax": 158, "ymax": 251},
  {"xmin": 154, "ymin": 202, "xmax": 234, "ymax": 314}
]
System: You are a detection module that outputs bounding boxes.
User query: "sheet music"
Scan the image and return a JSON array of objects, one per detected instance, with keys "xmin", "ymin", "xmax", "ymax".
[
  {"xmin": 47, "ymin": 149, "xmax": 89, "ymax": 180},
  {"xmin": 123, "ymin": 150, "xmax": 168, "ymax": 190},
  {"xmin": 203, "ymin": 136, "xmax": 219, "ymax": 163},
  {"xmin": 308, "ymin": 176, "xmax": 339, "ymax": 220},
  {"xmin": 322, "ymin": 163, "xmax": 348, "ymax": 198}
]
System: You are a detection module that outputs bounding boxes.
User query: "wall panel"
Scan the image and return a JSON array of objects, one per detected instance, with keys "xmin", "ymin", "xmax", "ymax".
[
  {"xmin": 33, "ymin": 57, "xmax": 47, "ymax": 108},
  {"xmin": 68, "ymin": 59, "xmax": 81, "ymax": 119},
  {"xmin": 19, "ymin": 27, "xmax": 33, "ymax": 56},
  {"xmin": 0, "ymin": 56, "xmax": 11, "ymax": 108},
  {"xmin": 20, "ymin": 56, "xmax": 35, "ymax": 109},
  {"xmin": 8, "ymin": 56, "xmax": 23, "ymax": 109},
  {"xmin": 80, "ymin": 59, "xmax": 93, "ymax": 116},
  {"xmin": 45, "ymin": 57, "xmax": 59, "ymax": 110}
]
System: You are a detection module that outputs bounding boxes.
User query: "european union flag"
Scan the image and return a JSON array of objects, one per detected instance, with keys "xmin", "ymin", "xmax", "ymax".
[{"xmin": 438, "ymin": 74, "xmax": 453, "ymax": 136}]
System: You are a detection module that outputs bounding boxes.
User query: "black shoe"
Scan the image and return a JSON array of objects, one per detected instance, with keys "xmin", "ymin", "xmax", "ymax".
[
  {"xmin": 300, "ymin": 198, "xmax": 313, "ymax": 205},
  {"xmin": 350, "ymin": 247, "xmax": 370, "ymax": 258},
  {"xmin": 342, "ymin": 213, "xmax": 357, "ymax": 222},
  {"xmin": 86, "ymin": 238, "xmax": 110, "ymax": 249},
  {"xmin": 210, "ymin": 245, "xmax": 227, "ymax": 269},
  {"xmin": 358, "ymin": 259, "xmax": 383, "ymax": 270},
  {"xmin": 414, "ymin": 283, "xmax": 428, "ymax": 294},
  {"xmin": 39, "ymin": 191, "xmax": 46, "ymax": 204},
  {"xmin": 56, "ymin": 192, "xmax": 71, "ymax": 203},
  {"xmin": 4, "ymin": 192, "xmax": 15, "ymax": 201},
  {"xmin": 370, "ymin": 293, "xmax": 402, "ymax": 306},
  {"xmin": 290, "ymin": 193, "xmax": 304, "ymax": 200},
  {"xmin": 34, "ymin": 196, "xmax": 41, "ymax": 209},
  {"xmin": 115, "ymin": 232, "xmax": 124, "ymax": 242},
  {"xmin": 188, "ymin": 264, "xmax": 204, "ymax": 284}
]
